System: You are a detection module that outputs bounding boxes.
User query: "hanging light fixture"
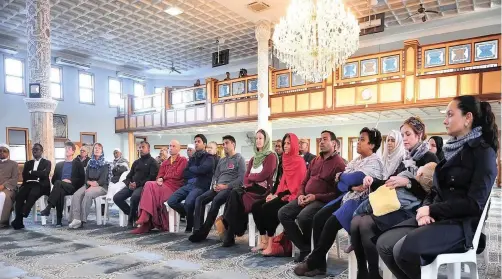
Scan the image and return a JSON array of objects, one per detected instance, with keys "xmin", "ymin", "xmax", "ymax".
[{"xmin": 272, "ymin": 0, "xmax": 360, "ymax": 82}]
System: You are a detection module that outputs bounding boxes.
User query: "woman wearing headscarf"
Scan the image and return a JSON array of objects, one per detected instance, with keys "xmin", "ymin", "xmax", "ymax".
[
  {"xmin": 382, "ymin": 130, "xmax": 407, "ymax": 180},
  {"xmin": 221, "ymin": 129, "xmax": 278, "ymax": 247},
  {"xmin": 251, "ymin": 133, "xmax": 306, "ymax": 255},
  {"xmin": 428, "ymin": 136, "xmax": 445, "ymax": 161},
  {"xmin": 68, "ymin": 143, "xmax": 110, "ymax": 229}
]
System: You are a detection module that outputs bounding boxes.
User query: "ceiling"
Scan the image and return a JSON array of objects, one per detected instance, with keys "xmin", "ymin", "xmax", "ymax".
[
  {"xmin": 0, "ymin": 0, "xmax": 500, "ymax": 77},
  {"xmin": 137, "ymin": 101, "xmax": 502, "ymax": 136}
]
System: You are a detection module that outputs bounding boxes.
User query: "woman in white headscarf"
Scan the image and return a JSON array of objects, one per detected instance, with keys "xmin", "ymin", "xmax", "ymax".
[{"xmin": 381, "ymin": 130, "xmax": 406, "ymax": 180}]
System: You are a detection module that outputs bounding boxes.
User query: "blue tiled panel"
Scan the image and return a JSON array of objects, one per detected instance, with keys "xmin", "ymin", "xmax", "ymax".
[
  {"xmin": 475, "ymin": 40, "xmax": 498, "ymax": 61},
  {"xmin": 292, "ymin": 73, "xmax": 306, "ymax": 86},
  {"xmin": 361, "ymin": 58, "xmax": 378, "ymax": 76},
  {"xmin": 247, "ymin": 79, "xmax": 258, "ymax": 92},
  {"xmin": 232, "ymin": 81, "xmax": 245, "ymax": 95},
  {"xmin": 276, "ymin": 73, "xmax": 290, "ymax": 88},
  {"xmin": 218, "ymin": 84, "xmax": 230, "ymax": 98},
  {"xmin": 424, "ymin": 48, "xmax": 446, "ymax": 68},
  {"xmin": 381, "ymin": 55, "xmax": 399, "ymax": 74},
  {"xmin": 449, "ymin": 44, "xmax": 471, "ymax": 64},
  {"xmin": 342, "ymin": 62, "xmax": 358, "ymax": 79}
]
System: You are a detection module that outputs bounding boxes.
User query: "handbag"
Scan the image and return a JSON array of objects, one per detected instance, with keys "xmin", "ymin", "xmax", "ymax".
[
  {"xmin": 369, "ymin": 186, "xmax": 400, "ymax": 216},
  {"xmin": 268, "ymin": 232, "xmax": 292, "ymax": 257}
]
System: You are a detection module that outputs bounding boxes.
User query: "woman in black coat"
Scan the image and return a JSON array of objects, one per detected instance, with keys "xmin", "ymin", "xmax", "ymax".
[{"xmin": 376, "ymin": 95, "xmax": 498, "ymax": 279}]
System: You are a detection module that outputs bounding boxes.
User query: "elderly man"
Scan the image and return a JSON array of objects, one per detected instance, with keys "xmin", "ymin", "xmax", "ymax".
[
  {"xmin": 0, "ymin": 144, "xmax": 18, "ymax": 228},
  {"xmin": 12, "ymin": 143, "xmax": 51, "ymax": 229},
  {"xmin": 187, "ymin": 144, "xmax": 195, "ymax": 158},
  {"xmin": 106, "ymin": 148, "xmax": 130, "ymax": 200},
  {"xmin": 132, "ymin": 140, "xmax": 188, "ymax": 234}
]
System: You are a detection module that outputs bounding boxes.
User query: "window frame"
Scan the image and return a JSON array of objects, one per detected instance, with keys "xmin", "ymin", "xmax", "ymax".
[
  {"xmin": 108, "ymin": 77, "xmax": 122, "ymax": 108},
  {"xmin": 4, "ymin": 57, "xmax": 25, "ymax": 96},
  {"xmin": 50, "ymin": 66, "xmax": 63, "ymax": 100},
  {"xmin": 133, "ymin": 81, "xmax": 145, "ymax": 97},
  {"xmin": 6, "ymin": 127, "xmax": 30, "ymax": 163},
  {"xmin": 78, "ymin": 71, "xmax": 95, "ymax": 105},
  {"xmin": 80, "ymin": 132, "xmax": 97, "ymax": 145}
]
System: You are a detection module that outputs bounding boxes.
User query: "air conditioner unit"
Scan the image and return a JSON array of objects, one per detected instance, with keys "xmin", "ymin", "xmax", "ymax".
[
  {"xmin": 0, "ymin": 44, "xmax": 18, "ymax": 55},
  {"xmin": 117, "ymin": 71, "xmax": 146, "ymax": 82},
  {"xmin": 55, "ymin": 57, "xmax": 91, "ymax": 70},
  {"xmin": 359, "ymin": 13, "xmax": 385, "ymax": 36}
]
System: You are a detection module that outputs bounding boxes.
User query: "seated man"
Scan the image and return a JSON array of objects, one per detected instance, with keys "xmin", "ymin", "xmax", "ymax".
[
  {"xmin": 113, "ymin": 141, "xmax": 158, "ymax": 228},
  {"xmin": 189, "ymin": 135, "xmax": 246, "ymax": 242},
  {"xmin": 132, "ymin": 140, "xmax": 188, "ymax": 234},
  {"xmin": 106, "ymin": 148, "xmax": 130, "ymax": 200},
  {"xmin": 0, "ymin": 144, "xmax": 19, "ymax": 228},
  {"xmin": 168, "ymin": 134, "xmax": 215, "ymax": 233},
  {"xmin": 278, "ymin": 130, "xmax": 346, "ymax": 262},
  {"xmin": 41, "ymin": 141, "xmax": 85, "ymax": 226},
  {"xmin": 12, "ymin": 143, "xmax": 52, "ymax": 229}
]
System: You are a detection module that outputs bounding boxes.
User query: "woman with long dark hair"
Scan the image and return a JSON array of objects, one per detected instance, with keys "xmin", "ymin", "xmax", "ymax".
[{"xmin": 376, "ymin": 96, "xmax": 498, "ymax": 279}]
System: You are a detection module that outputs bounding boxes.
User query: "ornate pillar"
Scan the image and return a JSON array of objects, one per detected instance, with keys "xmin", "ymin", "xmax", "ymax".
[
  {"xmin": 24, "ymin": 0, "xmax": 57, "ymax": 164},
  {"xmin": 255, "ymin": 20, "xmax": 272, "ymax": 135}
]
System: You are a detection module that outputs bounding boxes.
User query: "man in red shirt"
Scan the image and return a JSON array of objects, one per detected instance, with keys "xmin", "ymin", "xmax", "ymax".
[{"xmin": 278, "ymin": 130, "xmax": 346, "ymax": 262}]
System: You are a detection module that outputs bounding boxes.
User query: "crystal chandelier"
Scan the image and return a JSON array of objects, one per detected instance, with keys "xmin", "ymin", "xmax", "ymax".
[{"xmin": 272, "ymin": 0, "xmax": 360, "ymax": 82}]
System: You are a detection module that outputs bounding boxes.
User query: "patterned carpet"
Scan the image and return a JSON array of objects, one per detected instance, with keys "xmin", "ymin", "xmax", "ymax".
[{"xmin": 0, "ymin": 188, "xmax": 500, "ymax": 279}]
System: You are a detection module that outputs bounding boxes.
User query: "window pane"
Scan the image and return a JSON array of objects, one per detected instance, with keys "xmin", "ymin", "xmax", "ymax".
[
  {"xmin": 109, "ymin": 79, "xmax": 121, "ymax": 93},
  {"xmin": 8, "ymin": 129, "xmax": 26, "ymax": 145},
  {"xmin": 153, "ymin": 95, "xmax": 162, "ymax": 108},
  {"xmin": 5, "ymin": 58, "xmax": 23, "ymax": 76},
  {"xmin": 79, "ymin": 88, "xmax": 93, "ymax": 103},
  {"xmin": 9, "ymin": 145, "xmax": 26, "ymax": 162},
  {"xmin": 5, "ymin": 76, "xmax": 24, "ymax": 94},
  {"xmin": 51, "ymin": 83, "xmax": 62, "ymax": 99},
  {"xmin": 110, "ymin": 93, "xmax": 121, "ymax": 107},
  {"xmin": 55, "ymin": 147, "xmax": 65, "ymax": 159},
  {"xmin": 50, "ymin": 67, "xmax": 61, "ymax": 83},
  {"xmin": 134, "ymin": 98, "xmax": 143, "ymax": 109},
  {"xmin": 154, "ymin": 87, "xmax": 163, "ymax": 94},
  {"xmin": 134, "ymin": 83, "xmax": 144, "ymax": 97},
  {"xmin": 79, "ymin": 73, "xmax": 93, "ymax": 88},
  {"xmin": 81, "ymin": 134, "xmax": 95, "ymax": 145}
]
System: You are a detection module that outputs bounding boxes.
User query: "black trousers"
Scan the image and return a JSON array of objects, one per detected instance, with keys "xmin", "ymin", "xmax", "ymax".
[
  {"xmin": 15, "ymin": 182, "xmax": 50, "ymax": 218},
  {"xmin": 251, "ymin": 197, "xmax": 288, "ymax": 237},
  {"xmin": 350, "ymin": 214, "xmax": 383, "ymax": 278},
  {"xmin": 113, "ymin": 186, "xmax": 143, "ymax": 223},
  {"xmin": 193, "ymin": 188, "xmax": 231, "ymax": 232},
  {"xmin": 376, "ymin": 218, "xmax": 466, "ymax": 279},
  {"xmin": 306, "ymin": 198, "xmax": 343, "ymax": 269},
  {"xmin": 47, "ymin": 180, "xmax": 76, "ymax": 219},
  {"xmin": 277, "ymin": 199, "xmax": 325, "ymax": 253}
]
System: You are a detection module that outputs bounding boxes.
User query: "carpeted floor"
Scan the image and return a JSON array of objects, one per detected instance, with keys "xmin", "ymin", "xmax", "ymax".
[{"xmin": 0, "ymin": 188, "xmax": 500, "ymax": 279}]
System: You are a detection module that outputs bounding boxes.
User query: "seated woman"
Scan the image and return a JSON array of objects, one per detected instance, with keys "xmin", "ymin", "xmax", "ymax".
[
  {"xmin": 132, "ymin": 140, "xmax": 188, "ymax": 234},
  {"xmin": 428, "ymin": 136, "xmax": 445, "ymax": 161},
  {"xmin": 251, "ymin": 133, "xmax": 306, "ymax": 255},
  {"xmin": 350, "ymin": 116, "xmax": 438, "ymax": 279},
  {"xmin": 294, "ymin": 127, "xmax": 384, "ymax": 276},
  {"xmin": 376, "ymin": 96, "xmax": 498, "ymax": 279},
  {"xmin": 68, "ymin": 143, "xmax": 110, "ymax": 229},
  {"xmin": 221, "ymin": 129, "xmax": 278, "ymax": 247},
  {"xmin": 156, "ymin": 147, "xmax": 168, "ymax": 165}
]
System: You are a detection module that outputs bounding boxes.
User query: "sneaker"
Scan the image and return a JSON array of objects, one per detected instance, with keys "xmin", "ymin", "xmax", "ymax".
[{"xmin": 69, "ymin": 219, "xmax": 82, "ymax": 229}]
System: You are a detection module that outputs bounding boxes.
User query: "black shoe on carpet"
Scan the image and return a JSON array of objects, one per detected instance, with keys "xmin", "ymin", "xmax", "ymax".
[
  {"xmin": 189, "ymin": 231, "xmax": 207, "ymax": 243},
  {"xmin": 11, "ymin": 218, "xmax": 25, "ymax": 230},
  {"xmin": 184, "ymin": 227, "xmax": 193, "ymax": 233},
  {"xmin": 55, "ymin": 223, "xmax": 63, "ymax": 228},
  {"xmin": 40, "ymin": 207, "xmax": 51, "ymax": 217},
  {"xmin": 294, "ymin": 251, "xmax": 310, "ymax": 263}
]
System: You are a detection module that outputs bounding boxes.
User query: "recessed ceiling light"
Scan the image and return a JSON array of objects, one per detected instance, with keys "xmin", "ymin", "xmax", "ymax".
[
  {"xmin": 195, "ymin": 128, "xmax": 208, "ymax": 132},
  {"xmin": 164, "ymin": 7, "xmax": 183, "ymax": 16}
]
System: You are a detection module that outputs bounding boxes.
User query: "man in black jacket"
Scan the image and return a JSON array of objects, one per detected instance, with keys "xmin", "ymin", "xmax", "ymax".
[
  {"xmin": 40, "ymin": 141, "xmax": 85, "ymax": 226},
  {"xmin": 168, "ymin": 134, "xmax": 215, "ymax": 233},
  {"xmin": 299, "ymin": 139, "xmax": 316, "ymax": 168},
  {"xmin": 12, "ymin": 143, "xmax": 52, "ymax": 229},
  {"xmin": 113, "ymin": 141, "xmax": 158, "ymax": 228}
]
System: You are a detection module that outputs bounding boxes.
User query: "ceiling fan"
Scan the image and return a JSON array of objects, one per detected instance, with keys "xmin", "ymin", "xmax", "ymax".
[
  {"xmin": 405, "ymin": 4, "xmax": 439, "ymax": 22},
  {"xmin": 168, "ymin": 61, "xmax": 181, "ymax": 74}
]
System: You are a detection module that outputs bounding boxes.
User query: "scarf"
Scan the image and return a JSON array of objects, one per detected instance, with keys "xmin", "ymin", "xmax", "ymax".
[
  {"xmin": 252, "ymin": 130, "xmax": 274, "ymax": 168},
  {"xmin": 398, "ymin": 141, "xmax": 430, "ymax": 180},
  {"xmin": 429, "ymin": 136, "xmax": 445, "ymax": 161},
  {"xmin": 342, "ymin": 153, "xmax": 384, "ymax": 203},
  {"xmin": 282, "ymin": 133, "xmax": 307, "ymax": 190},
  {"xmin": 443, "ymin": 126, "xmax": 482, "ymax": 161},
  {"xmin": 382, "ymin": 130, "xmax": 406, "ymax": 179},
  {"xmin": 193, "ymin": 149, "xmax": 206, "ymax": 159}
]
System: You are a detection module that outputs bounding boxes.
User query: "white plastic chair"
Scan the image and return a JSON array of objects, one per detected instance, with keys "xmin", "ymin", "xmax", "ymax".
[
  {"xmin": 94, "ymin": 196, "xmax": 108, "ymax": 225},
  {"xmin": 51, "ymin": 195, "xmax": 72, "ymax": 224},
  {"xmin": 165, "ymin": 201, "xmax": 181, "ymax": 232},
  {"xmin": 348, "ymin": 251, "xmax": 394, "ymax": 279},
  {"xmin": 107, "ymin": 171, "xmax": 130, "ymax": 227},
  {"xmin": 420, "ymin": 198, "xmax": 491, "ymax": 279}
]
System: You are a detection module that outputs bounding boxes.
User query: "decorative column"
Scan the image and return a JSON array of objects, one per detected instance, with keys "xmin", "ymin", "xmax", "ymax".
[
  {"xmin": 255, "ymin": 20, "xmax": 272, "ymax": 135},
  {"xmin": 24, "ymin": 0, "xmax": 57, "ymax": 164},
  {"xmin": 403, "ymin": 39, "xmax": 420, "ymax": 104}
]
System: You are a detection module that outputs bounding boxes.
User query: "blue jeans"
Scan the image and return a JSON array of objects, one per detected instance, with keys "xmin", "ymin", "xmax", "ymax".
[
  {"xmin": 167, "ymin": 179, "xmax": 205, "ymax": 231},
  {"xmin": 338, "ymin": 171, "xmax": 366, "ymax": 192}
]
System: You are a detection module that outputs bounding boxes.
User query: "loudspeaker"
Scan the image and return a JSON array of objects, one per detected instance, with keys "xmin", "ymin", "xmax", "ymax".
[{"xmin": 29, "ymin": 83, "xmax": 41, "ymax": 98}]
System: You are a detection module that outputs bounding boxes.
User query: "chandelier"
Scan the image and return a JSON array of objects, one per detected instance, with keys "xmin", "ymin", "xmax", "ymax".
[{"xmin": 272, "ymin": 0, "xmax": 360, "ymax": 82}]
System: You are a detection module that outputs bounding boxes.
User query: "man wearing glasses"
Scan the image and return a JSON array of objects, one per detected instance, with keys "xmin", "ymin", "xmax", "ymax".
[{"xmin": 0, "ymin": 144, "xmax": 19, "ymax": 228}]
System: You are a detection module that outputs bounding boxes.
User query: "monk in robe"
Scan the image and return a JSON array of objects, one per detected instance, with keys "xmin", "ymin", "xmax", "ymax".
[{"xmin": 0, "ymin": 144, "xmax": 19, "ymax": 228}]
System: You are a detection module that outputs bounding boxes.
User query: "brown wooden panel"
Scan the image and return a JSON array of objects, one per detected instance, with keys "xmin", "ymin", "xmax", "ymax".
[
  {"xmin": 326, "ymin": 87, "xmax": 333, "ymax": 109},
  {"xmin": 236, "ymin": 101, "xmax": 249, "ymax": 117},
  {"xmin": 335, "ymin": 88, "xmax": 356, "ymax": 107},
  {"xmin": 379, "ymin": 82, "xmax": 402, "ymax": 102},
  {"xmin": 406, "ymin": 47, "xmax": 415, "ymax": 73},
  {"xmin": 482, "ymin": 71, "xmax": 501, "ymax": 94},
  {"xmin": 144, "ymin": 114, "xmax": 153, "ymax": 127},
  {"xmin": 212, "ymin": 104, "xmax": 224, "ymax": 120},
  {"xmin": 310, "ymin": 91, "xmax": 324, "ymax": 110},
  {"xmin": 153, "ymin": 113, "xmax": 161, "ymax": 126},
  {"xmin": 137, "ymin": 115, "xmax": 144, "ymax": 127},
  {"xmin": 438, "ymin": 76, "xmax": 457, "ymax": 98},
  {"xmin": 116, "ymin": 118, "xmax": 125, "ymax": 130},
  {"xmin": 459, "ymin": 73, "xmax": 480, "ymax": 95},
  {"xmin": 224, "ymin": 102, "xmax": 236, "ymax": 118},
  {"xmin": 405, "ymin": 76, "xmax": 415, "ymax": 101},
  {"xmin": 356, "ymin": 85, "xmax": 378, "ymax": 104},
  {"xmin": 186, "ymin": 108, "xmax": 196, "ymax": 122},
  {"xmin": 167, "ymin": 110, "xmax": 175, "ymax": 123},
  {"xmin": 270, "ymin": 97, "xmax": 283, "ymax": 114},
  {"xmin": 176, "ymin": 110, "xmax": 185, "ymax": 123},
  {"xmin": 129, "ymin": 116, "xmax": 136, "ymax": 128},
  {"xmin": 249, "ymin": 100, "xmax": 258, "ymax": 116},
  {"xmin": 418, "ymin": 78, "xmax": 437, "ymax": 100},
  {"xmin": 196, "ymin": 106, "xmax": 206, "ymax": 121},
  {"xmin": 283, "ymin": 95, "xmax": 296, "ymax": 112},
  {"xmin": 296, "ymin": 93, "xmax": 309, "ymax": 111}
]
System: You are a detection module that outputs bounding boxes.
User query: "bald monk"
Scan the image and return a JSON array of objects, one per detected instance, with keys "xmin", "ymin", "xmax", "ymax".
[
  {"xmin": 0, "ymin": 144, "xmax": 19, "ymax": 228},
  {"xmin": 132, "ymin": 140, "xmax": 188, "ymax": 234}
]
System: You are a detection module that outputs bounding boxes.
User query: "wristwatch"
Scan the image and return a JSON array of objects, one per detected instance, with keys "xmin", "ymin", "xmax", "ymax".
[{"xmin": 406, "ymin": 181, "xmax": 412, "ymax": 189}]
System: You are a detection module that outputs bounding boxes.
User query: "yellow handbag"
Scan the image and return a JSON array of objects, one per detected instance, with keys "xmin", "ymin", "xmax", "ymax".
[{"xmin": 369, "ymin": 186, "xmax": 401, "ymax": 216}]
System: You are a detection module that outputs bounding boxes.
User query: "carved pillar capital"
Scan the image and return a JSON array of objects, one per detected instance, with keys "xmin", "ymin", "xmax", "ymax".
[
  {"xmin": 255, "ymin": 20, "xmax": 271, "ymax": 43},
  {"xmin": 24, "ymin": 98, "xmax": 58, "ymax": 113}
]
